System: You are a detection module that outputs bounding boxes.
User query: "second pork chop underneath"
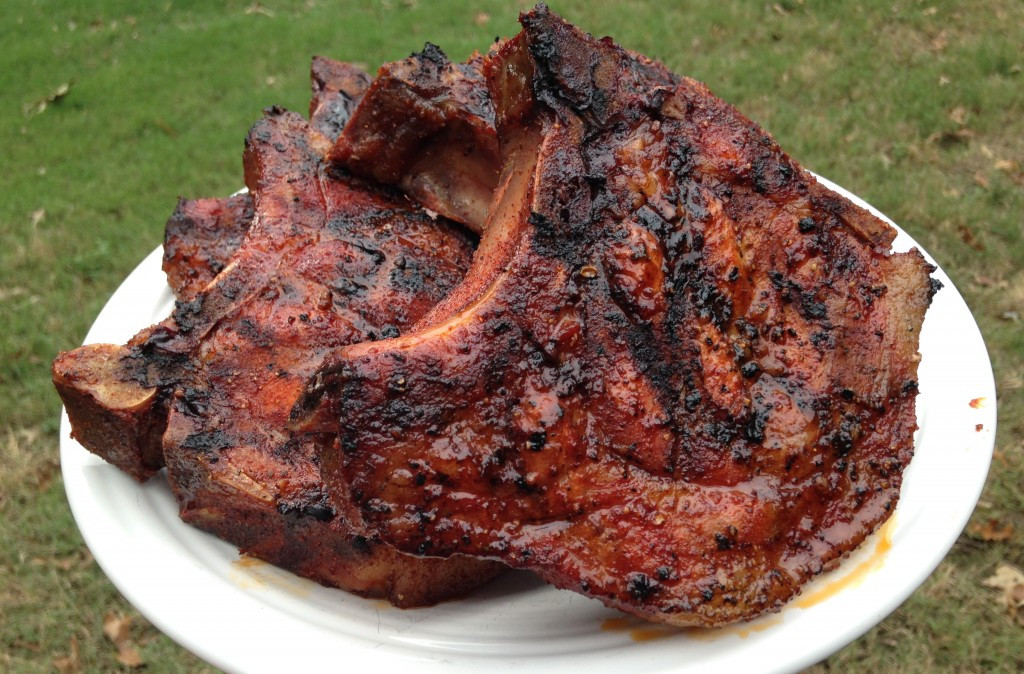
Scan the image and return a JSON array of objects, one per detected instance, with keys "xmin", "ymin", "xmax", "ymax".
[{"xmin": 54, "ymin": 57, "xmax": 503, "ymax": 607}]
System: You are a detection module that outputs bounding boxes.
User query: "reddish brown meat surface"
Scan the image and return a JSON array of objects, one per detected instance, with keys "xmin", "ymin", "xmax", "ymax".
[
  {"xmin": 162, "ymin": 57, "xmax": 370, "ymax": 302},
  {"xmin": 162, "ymin": 193, "xmax": 255, "ymax": 300},
  {"xmin": 53, "ymin": 60, "xmax": 503, "ymax": 607},
  {"xmin": 294, "ymin": 7, "xmax": 936, "ymax": 626},
  {"xmin": 329, "ymin": 44, "xmax": 498, "ymax": 232},
  {"xmin": 309, "ymin": 56, "xmax": 372, "ymax": 141},
  {"xmin": 161, "ymin": 106, "xmax": 497, "ymax": 605}
]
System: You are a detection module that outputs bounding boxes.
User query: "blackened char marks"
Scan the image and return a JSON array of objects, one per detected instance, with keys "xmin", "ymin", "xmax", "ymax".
[
  {"xmin": 309, "ymin": 56, "xmax": 372, "ymax": 142},
  {"xmin": 54, "ymin": 94, "xmax": 501, "ymax": 607},
  {"xmin": 329, "ymin": 45, "xmax": 498, "ymax": 231},
  {"xmin": 300, "ymin": 5, "xmax": 936, "ymax": 627},
  {"xmin": 163, "ymin": 193, "xmax": 255, "ymax": 301}
]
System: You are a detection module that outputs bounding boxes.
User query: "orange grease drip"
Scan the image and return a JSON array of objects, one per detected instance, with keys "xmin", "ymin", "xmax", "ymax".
[
  {"xmin": 230, "ymin": 554, "xmax": 312, "ymax": 597},
  {"xmin": 233, "ymin": 554, "xmax": 267, "ymax": 568},
  {"xmin": 969, "ymin": 397, "xmax": 987, "ymax": 409},
  {"xmin": 600, "ymin": 614, "xmax": 783, "ymax": 642},
  {"xmin": 601, "ymin": 616, "xmax": 679, "ymax": 641},
  {"xmin": 600, "ymin": 617, "xmax": 633, "ymax": 631},
  {"xmin": 795, "ymin": 515, "xmax": 895, "ymax": 609},
  {"xmin": 630, "ymin": 627, "xmax": 678, "ymax": 642}
]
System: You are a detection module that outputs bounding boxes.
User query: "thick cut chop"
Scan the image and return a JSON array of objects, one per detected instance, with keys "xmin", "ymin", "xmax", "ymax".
[
  {"xmin": 59, "ymin": 55, "xmax": 365, "ymax": 479},
  {"xmin": 294, "ymin": 6, "xmax": 937, "ymax": 625},
  {"xmin": 329, "ymin": 44, "xmax": 497, "ymax": 232},
  {"xmin": 309, "ymin": 56, "xmax": 372, "ymax": 141},
  {"xmin": 162, "ymin": 57, "xmax": 370, "ymax": 302},
  {"xmin": 163, "ymin": 193, "xmax": 255, "ymax": 300},
  {"xmin": 54, "ymin": 66, "xmax": 502, "ymax": 606},
  {"xmin": 161, "ymin": 107, "xmax": 497, "ymax": 605}
]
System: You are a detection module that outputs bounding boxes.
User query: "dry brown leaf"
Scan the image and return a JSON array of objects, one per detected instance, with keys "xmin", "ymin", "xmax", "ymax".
[
  {"xmin": 948, "ymin": 106, "xmax": 968, "ymax": 125},
  {"xmin": 53, "ymin": 635, "xmax": 80, "ymax": 674},
  {"xmin": 116, "ymin": 644, "xmax": 144, "ymax": 668},
  {"xmin": 24, "ymin": 82, "xmax": 71, "ymax": 117},
  {"xmin": 474, "ymin": 12, "xmax": 490, "ymax": 26},
  {"xmin": 994, "ymin": 159, "xmax": 1019, "ymax": 173},
  {"xmin": 103, "ymin": 612, "xmax": 145, "ymax": 667},
  {"xmin": 30, "ymin": 208, "xmax": 46, "ymax": 227},
  {"xmin": 982, "ymin": 563, "xmax": 1024, "ymax": 625},
  {"xmin": 999, "ymin": 372, "xmax": 1024, "ymax": 393},
  {"xmin": 973, "ymin": 171, "xmax": 990, "ymax": 189},
  {"xmin": 968, "ymin": 518, "xmax": 1014, "ymax": 542},
  {"xmin": 0, "ymin": 286, "xmax": 28, "ymax": 301},
  {"xmin": 13, "ymin": 640, "xmax": 41, "ymax": 653},
  {"xmin": 103, "ymin": 612, "xmax": 132, "ymax": 647},
  {"xmin": 34, "ymin": 456, "xmax": 59, "ymax": 492},
  {"xmin": 958, "ymin": 224, "xmax": 985, "ymax": 251},
  {"xmin": 926, "ymin": 127, "xmax": 973, "ymax": 146},
  {"xmin": 54, "ymin": 554, "xmax": 79, "ymax": 571}
]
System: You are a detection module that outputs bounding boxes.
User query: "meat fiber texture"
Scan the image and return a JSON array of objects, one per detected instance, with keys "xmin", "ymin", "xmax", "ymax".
[
  {"xmin": 329, "ymin": 44, "xmax": 498, "ymax": 232},
  {"xmin": 295, "ymin": 5, "xmax": 938, "ymax": 626},
  {"xmin": 53, "ymin": 56, "xmax": 504, "ymax": 608}
]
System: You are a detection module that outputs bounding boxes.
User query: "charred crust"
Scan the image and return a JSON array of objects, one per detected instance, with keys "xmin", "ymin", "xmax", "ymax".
[
  {"xmin": 172, "ymin": 296, "xmax": 204, "ymax": 333},
  {"xmin": 798, "ymin": 217, "xmax": 817, "ymax": 233},
  {"xmin": 181, "ymin": 430, "xmax": 232, "ymax": 456},
  {"xmin": 626, "ymin": 572, "xmax": 660, "ymax": 600},
  {"xmin": 418, "ymin": 42, "xmax": 449, "ymax": 66}
]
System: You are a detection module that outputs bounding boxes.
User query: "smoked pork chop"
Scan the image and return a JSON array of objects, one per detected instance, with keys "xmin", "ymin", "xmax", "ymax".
[
  {"xmin": 162, "ymin": 192, "xmax": 255, "ymax": 301},
  {"xmin": 162, "ymin": 57, "xmax": 370, "ymax": 302},
  {"xmin": 294, "ymin": 6, "xmax": 937, "ymax": 625},
  {"xmin": 54, "ymin": 61, "xmax": 502, "ymax": 607},
  {"xmin": 329, "ymin": 45, "xmax": 497, "ymax": 232}
]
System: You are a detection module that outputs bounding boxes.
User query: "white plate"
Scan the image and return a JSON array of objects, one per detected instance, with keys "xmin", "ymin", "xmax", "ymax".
[{"xmin": 60, "ymin": 175, "xmax": 996, "ymax": 674}]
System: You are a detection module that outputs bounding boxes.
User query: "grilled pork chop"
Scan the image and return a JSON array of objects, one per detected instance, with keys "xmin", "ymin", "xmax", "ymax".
[
  {"xmin": 162, "ymin": 193, "xmax": 255, "ymax": 301},
  {"xmin": 59, "ymin": 56, "xmax": 366, "ymax": 479},
  {"xmin": 162, "ymin": 58, "xmax": 371, "ymax": 302},
  {"xmin": 54, "ymin": 61, "xmax": 503, "ymax": 606},
  {"xmin": 329, "ymin": 45, "xmax": 497, "ymax": 232},
  {"xmin": 294, "ymin": 6, "xmax": 937, "ymax": 625}
]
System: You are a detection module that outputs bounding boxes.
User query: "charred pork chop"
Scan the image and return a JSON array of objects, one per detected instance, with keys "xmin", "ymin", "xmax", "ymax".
[
  {"xmin": 54, "ymin": 61, "xmax": 502, "ymax": 607},
  {"xmin": 294, "ymin": 6, "xmax": 937, "ymax": 625},
  {"xmin": 329, "ymin": 45, "xmax": 497, "ymax": 232},
  {"xmin": 162, "ymin": 193, "xmax": 255, "ymax": 301},
  {"xmin": 163, "ymin": 57, "xmax": 370, "ymax": 302}
]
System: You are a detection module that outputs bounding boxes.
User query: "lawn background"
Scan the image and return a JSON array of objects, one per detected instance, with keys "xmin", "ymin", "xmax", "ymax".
[{"xmin": 1, "ymin": 0, "xmax": 1021, "ymax": 671}]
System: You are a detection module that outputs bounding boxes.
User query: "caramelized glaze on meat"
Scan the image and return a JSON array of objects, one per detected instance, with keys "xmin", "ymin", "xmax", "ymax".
[
  {"xmin": 294, "ymin": 6, "xmax": 937, "ymax": 626},
  {"xmin": 329, "ymin": 44, "xmax": 498, "ymax": 232},
  {"xmin": 162, "ymin": 193, "xmax": 255, "ymax": 301},
  {"xmin": 309, "ymin": 56, "xmax": 372, "ymax": 141},
  {"xmin": 53, "ymin": 59, "xmax": 503, "ymax": 607},
  {"xmin": 162, "ymin": 57, "xmax": 370, "ymax": 302}
]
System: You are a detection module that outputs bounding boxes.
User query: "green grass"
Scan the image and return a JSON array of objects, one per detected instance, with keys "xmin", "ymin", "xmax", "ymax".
[{"xmin": 2, "ymin": 0, "xmax": 1021, "ymax": 671}]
